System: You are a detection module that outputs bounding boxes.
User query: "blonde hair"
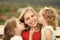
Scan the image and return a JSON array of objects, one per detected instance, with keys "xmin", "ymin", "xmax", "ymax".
[
  {"xmin": 18, "ymin": 6, "xmax": 37, "ymax": 20},
  {"xmin": 39, "ymin": 7, "xmax": 58, "ymax": 30},
  {"xmin": 3, "ymin": 18, "xmax": 17, "ymax": 40}
]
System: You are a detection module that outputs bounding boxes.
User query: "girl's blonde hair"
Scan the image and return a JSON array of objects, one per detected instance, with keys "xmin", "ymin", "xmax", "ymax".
[
  {"xmin": 18, "ymin": 6, "xmax": 42, "ymax": 31},
  {"xmin": 39, "ymin": 7, "xmax": 58, "ymax": 30},
  {"xmin": 3, "ymin": 18, "xmax": 17, "ymax": 40}
]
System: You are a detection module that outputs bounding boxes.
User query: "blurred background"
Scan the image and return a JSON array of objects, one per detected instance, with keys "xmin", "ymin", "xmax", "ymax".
[
  {"xmin": 0, "ymin": 0, "xmax": 60, "ymax": 40},
  {"xmin": 0, "ymin": 0, "xmax": 60, "ymax": 26},
  {"xmin": 0, "ymin": 0, "xmax": 60, "ymax": 25}
]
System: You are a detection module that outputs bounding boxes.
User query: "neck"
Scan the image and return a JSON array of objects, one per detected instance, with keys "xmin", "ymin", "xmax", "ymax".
[
  {"xmin": 15, "ymin": 30, "xmax": 22, "ymax": 36},
  {"xmin": 31, "ymin": 26, "xmax": 36, "ymax": 29},
  {"xmin": 31, "ymin": 26, "xmax": 39, "ymax": 32},
  {"xmin": 43, "ymin": 22, "xmax": 49, "ymax": 27}
]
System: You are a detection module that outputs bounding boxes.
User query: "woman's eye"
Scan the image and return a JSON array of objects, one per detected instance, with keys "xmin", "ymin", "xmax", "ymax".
[{"xmin": 31, "ymin": 15, "xmax": 35, "ymax": 17}]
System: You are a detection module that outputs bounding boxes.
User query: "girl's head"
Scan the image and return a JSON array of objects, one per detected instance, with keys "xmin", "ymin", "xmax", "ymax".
[
  {"xmin": 18, "ymin": 7, "xmax": 41, "ymax": 31},
  {"xmin": 4, "ymin": 18, "xmax": 25, "ymax": 40},
  {"xmin": 38, "ymin": 7, "xmax": 57, "ymax": 30}
]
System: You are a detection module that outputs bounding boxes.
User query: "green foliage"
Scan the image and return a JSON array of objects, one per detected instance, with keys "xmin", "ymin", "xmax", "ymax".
[
  {"xmin": 0, "ymin": 4, "xmax": 60, "ymax": 26},
  {"xmin": 0, "ymin": 19, "xmax": 5, "ymax": 25}
]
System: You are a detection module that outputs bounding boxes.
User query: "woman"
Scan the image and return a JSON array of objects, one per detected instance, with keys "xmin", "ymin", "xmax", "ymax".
[{"xmin": 18, "ymin": 7, "xmax": 42, "ymax": 40}]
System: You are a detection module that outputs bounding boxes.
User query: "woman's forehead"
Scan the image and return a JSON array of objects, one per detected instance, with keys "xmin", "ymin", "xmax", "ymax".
[
  {"xmin": 26, "ymin": 11, "xmax": 35, "ymax": 15},
  {"xmin": 18, "ymin": 7, "xmax": 37, "ymax": 20}
]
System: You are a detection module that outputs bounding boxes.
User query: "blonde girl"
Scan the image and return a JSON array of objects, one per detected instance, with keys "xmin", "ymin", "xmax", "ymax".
[{"xmin": 38, "ymin": 7, "xmax": 57, "ymax": 40}]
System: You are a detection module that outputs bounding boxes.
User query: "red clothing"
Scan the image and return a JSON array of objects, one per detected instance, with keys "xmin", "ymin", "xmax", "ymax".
[{"xmin": 21, "ymin": 31, "xmax": 41, "ymax": 40}]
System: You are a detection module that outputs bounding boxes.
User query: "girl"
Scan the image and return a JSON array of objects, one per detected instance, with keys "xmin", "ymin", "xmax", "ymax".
[
  {"xmin": 38, "ymin": 7, "xmax": 57, "ymax": 40},
  {"xmin": 3, "ymin": 18, "xmax": 25, "ymax": 40},
  {"xmin": 18, "ymin": 7, "xmax": 42, "ymax": 40}
]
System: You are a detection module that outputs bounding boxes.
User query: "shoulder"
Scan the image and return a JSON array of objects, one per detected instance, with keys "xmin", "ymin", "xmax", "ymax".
[
  {"xmin": 10, "ymin": 35, "xmax": 23, "ymax": 40},
  {"xmin": 44, "ymin": 25, "xmax": 53, "ymax": 31},
  {"xmin": 45, "ymin": 29, "xmax": 52, "ymax": 34},
  {"xmin": 43, "ymin": 25, "xmax": 54, "ymax": 34},
  {"xmin": 44, "ymin": 28, "xmax": 52, "ymax": 40}
]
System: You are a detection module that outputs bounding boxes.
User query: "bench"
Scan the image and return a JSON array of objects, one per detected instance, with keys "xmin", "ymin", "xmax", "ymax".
[
  {"xmin": 55, "ymin": 27, "xmax": 60, "ymax": 38},
  {"xmin": 0, "ymin": 25, "xmax": 4, "ymax": 35},
  {"xmin": 0, "ymin": 25, "xmax": 5, "ymax": 39},
  {"xmin": 0, "ymin": 25, "xmax": 60, "ymax": 39}
]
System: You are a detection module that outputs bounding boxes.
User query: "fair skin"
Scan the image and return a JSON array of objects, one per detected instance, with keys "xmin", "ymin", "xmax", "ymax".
[
  {"xmin": 38, "ymin": 13, "xmax": 52, "ymax": 40},
  {"xmin": 38, "ymin": 13, "xmax": 48, "ymax": 27},
  {"xmin": 24, "ymin": 10, "xmax": 39, "ymax": 40},
  {"xmin": 24, "ymin": 11, "xmax": 38, "ymax": 28},
  {"xmin": 45, "ymin": 29, "xmax": 52, "ymax": 40},
  {"xmin": 14, "ymin": 19, "xmax": 25, "ymax": 35}
]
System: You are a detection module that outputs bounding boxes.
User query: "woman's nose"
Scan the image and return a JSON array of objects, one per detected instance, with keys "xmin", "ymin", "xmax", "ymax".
[{"xmin": 30, "ymin": 17, "xmax": 33, "ymax": 21}]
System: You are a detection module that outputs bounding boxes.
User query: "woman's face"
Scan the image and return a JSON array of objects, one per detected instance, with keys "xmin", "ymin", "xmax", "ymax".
[{"xmin": 24, "ymin": 11, "xmax": 38, "ymax": 28}]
